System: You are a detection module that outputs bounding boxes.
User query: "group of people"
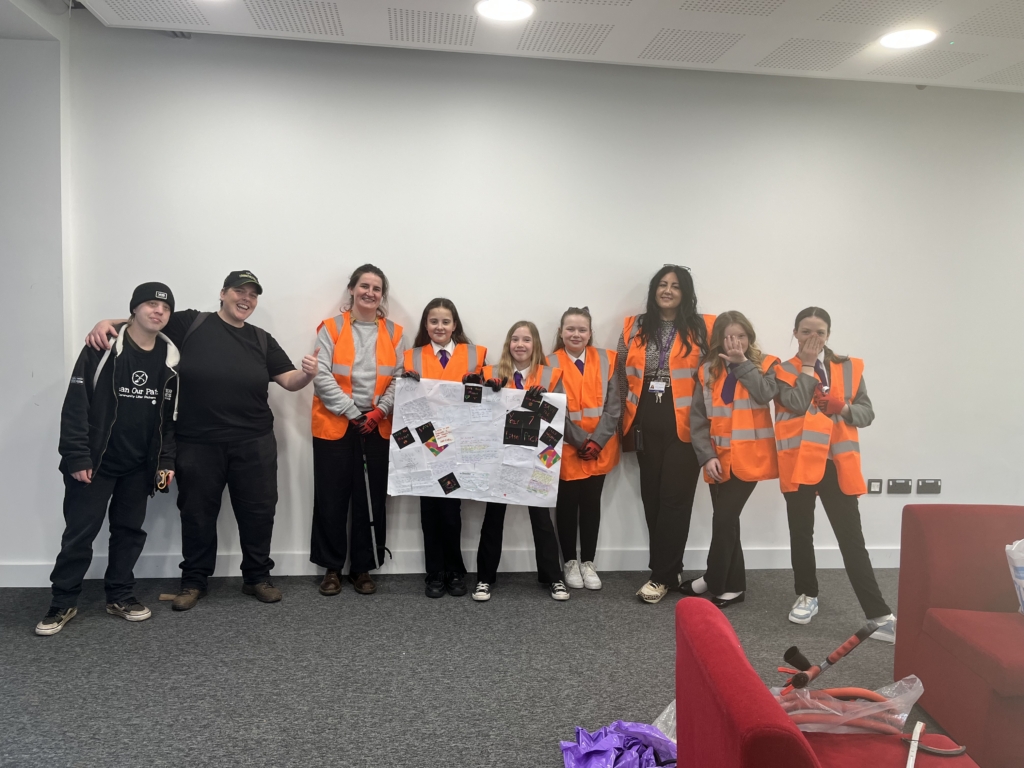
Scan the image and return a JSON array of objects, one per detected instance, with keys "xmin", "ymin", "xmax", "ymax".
[{"xmin": 36, "ymin": 265, "xmax": 895, "ymax": 648}]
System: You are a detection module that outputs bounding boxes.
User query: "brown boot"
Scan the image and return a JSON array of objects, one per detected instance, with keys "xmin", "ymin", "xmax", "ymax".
[
  {"xmin": 349, "ymin": 572, "xmax": 377, "ymax": 595},
  {"xmin": 319, "ymin": 570, "xmax": 342, "ymax": 596},
  {"xmin": 242, "ymin": 581, "xmax": 282, "ymax": 603},
  {"xmin": 171, "ymin": 587, "xmax": 206, "ymax": 612}
]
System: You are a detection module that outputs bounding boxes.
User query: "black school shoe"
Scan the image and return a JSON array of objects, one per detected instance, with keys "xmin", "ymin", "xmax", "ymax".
[
  {"xmin": 425, "ymin": 573, "xmax": 446, "ymax": 599},
  {"xmin": 679, "ymin": 579, "xmax": 707, "ymax": 598},
  {"xmin": 446, "ymin": 573, "xmax": 468, "ymax": 597},
  {"xmin": 710, "ymin": 593, "xmax": 745, "ymax": 609}
]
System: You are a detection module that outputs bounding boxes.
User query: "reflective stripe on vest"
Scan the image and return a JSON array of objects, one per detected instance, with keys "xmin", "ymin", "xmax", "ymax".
[
  {"xmin": 466, "ymin": 345, "xmax": 479, "ymax": 374},
  {"xmin": 411, "ymin": 346, "xmax": 424, "ymax": 375},
  {"xmin": 332, "ymin": 364, "xmax": 351, "ymax": 376}
]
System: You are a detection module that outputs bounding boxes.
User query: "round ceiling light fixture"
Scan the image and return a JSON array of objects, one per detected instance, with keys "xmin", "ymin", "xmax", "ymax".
[
  {"xmin": 476, "ymin": 0, "xmax": 534, "ymax": 22},
  {"xmin": 879, "ymin": 29, "xmax": 938, "ymax": 49}
]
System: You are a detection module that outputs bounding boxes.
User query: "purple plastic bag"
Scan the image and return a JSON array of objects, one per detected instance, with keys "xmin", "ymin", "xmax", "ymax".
[{"xmin": 560, "ymin": 720, "xmax": 677, "ymax": 768}]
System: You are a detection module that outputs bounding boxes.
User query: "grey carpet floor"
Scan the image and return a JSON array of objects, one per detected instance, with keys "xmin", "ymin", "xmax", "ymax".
[{"xmin": 1, "ymin": 568, "xmax": 936, "ymax": 768}]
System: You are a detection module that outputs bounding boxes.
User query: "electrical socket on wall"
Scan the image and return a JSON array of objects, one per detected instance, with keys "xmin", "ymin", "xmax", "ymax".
[
  {"xmin": 867, "ymin": 479, "xmax": 883, "ymax": 494},
  {"xmin": 888, "ymin": 479, "xmax": 912, "ymax": 494},
  {"xmin": 917, "ymin": 479, "xmax": 941, "ymax": 494}
]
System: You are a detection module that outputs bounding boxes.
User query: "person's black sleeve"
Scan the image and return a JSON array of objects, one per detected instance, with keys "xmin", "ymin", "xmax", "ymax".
[
  {"xmin": 162, "ymin": 309, "xmax": 200, "ymax": 349},
  {"xmin": 58, "ymin": 346, "xmax": 98, "ymax": 473},
  {"xmin": 158, "ymin": 376, "xmax": 177, "ymax": 473},
  {"xmin": 265, "ymin": 333, "xmax": 297, "ymax": 377}
]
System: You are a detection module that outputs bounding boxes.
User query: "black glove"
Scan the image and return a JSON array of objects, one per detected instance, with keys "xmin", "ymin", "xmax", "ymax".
[
  {"xmin": 401, "ymin": 370, "xmax": 421, "ymax": 381},
  {"xmin": 486, "ymin": 377, "xmax": 506, "ymax": 392},
  {"xmin": 527, "ymin": 385, "xmax": 546, "ymax": 396},
  {"xmin": 462, "ymin": 373, "xmax": 483, "ymax": 385}
]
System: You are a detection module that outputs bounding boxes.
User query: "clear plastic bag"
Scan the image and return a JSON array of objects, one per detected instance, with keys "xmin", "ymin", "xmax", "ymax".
[
  {"xmin": 1007, "ymin": 539, "xmax": 1024, "ymax": 615},
  {"xmin": 771, "ymin": 676, "xmax": 924, "ymax": 735},
  {"xmin": 651, "ymin": 699, "xmax": 676, "ymax": 743}
]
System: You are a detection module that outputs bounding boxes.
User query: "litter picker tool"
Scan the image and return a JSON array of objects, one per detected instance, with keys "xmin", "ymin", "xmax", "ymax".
[{"xmin": 780, "ymin": 618, "xmax": 883, "ymax": 694}]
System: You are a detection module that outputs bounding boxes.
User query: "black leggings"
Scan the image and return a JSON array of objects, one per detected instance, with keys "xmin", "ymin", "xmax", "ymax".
[
  {"xmin": 636, "ymin": 390, "xmax": 701, "ymax": 585},
  {"xmin": 556, "ymin": 475, "xmax": 606, "ymax": 563}
]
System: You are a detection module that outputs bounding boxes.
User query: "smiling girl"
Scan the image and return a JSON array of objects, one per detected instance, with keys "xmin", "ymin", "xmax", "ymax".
[
  {"xmin": 472, "ymin": 321, "xmax": 567, "ymax": 602},
  {"xmin": 684, "ymin": 311, "xmax": 779, "ymax": 609},
  {"xmin": 402, "ymin": 298, "xmax": 486, "ymax": 599},
  {"xmin": 549, "ymin": 307, "xmax": 620, "ymax": 590},
  {"xmin": 618, "ymin": 266, "xmax": 714, "ymax": 604},
  {"xmin": 310, "ymin": 265, "xmax": 406, "ymax": 597}
]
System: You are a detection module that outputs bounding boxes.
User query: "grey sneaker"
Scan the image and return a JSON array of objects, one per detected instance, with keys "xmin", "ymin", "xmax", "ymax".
[
  {"xmin": 106, "ymin": 600, "xmax": 152, "ymax": 622},
  {"xmin": 869, "ymin": 614, "xmax": 897, "ymax": 643},
  {"xmin": 35, "ymin": 606, "xmax": 77, "ymax": 636},
  {"xmin": 789, "ymin": 594, "xmax": 819, "ymax": 624},
  {"xmin": 242, "ymin": 581, "xmax": 282, "ymax": 603}
]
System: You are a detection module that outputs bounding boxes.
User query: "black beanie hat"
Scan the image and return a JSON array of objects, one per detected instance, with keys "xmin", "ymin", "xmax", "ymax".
[{"xmin": 130, "ymin": 282, "xmax": 175, "ymax": 314}]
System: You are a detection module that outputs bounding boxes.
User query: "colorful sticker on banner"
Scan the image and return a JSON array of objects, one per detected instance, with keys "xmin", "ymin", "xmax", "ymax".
[
  {"xmin": 538, "ymin": 446, "xmax": 561, "ymax": 469},
  {"xmin": 424, "ymin": 439, "xmax": 448, "ymax": 457},
  {"xmin": 392, "ymin": 427, "xmax": 416, "ymax": 449}
]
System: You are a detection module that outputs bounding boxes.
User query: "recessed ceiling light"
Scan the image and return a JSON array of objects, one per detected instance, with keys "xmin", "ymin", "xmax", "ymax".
[
  {"xmin": 476, "ymin": 0, "xmax": 534, "ymax": 22},
  {"xmin": 879, "ymin": 30, "xmax": 938, "ymax": 49}
]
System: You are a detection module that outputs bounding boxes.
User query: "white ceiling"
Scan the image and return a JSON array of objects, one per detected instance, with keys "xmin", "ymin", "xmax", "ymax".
[
  {"xmin": 1, "ymin": 0, "xmax": 60, "ymax": 39},
  {"xmin": 80, "ymin": 0, "xmax": 1024, "ymax": 93}
]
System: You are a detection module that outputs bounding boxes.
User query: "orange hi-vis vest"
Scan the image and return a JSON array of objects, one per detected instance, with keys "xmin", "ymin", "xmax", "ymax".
[
  {"xmin": 547, "ymin": 347, "xmax": 620, "ymax": 481},
  {"xmin": 481, "ymin": 364, "xmax": 562, "ymax": 392},
  {"xmin": 404, "ymin": 343, "xmax": 486, "ymax": 382},
  {"xmin": 774, "ymin": 356, "xmax": 866, "ymax": 495},
  {"xmin": 697, "ymin": 356, "xmax": 780, "ymax": 483},
  {"xmin": 311, "ymin": 312, "xmax": 403, "ymax": 441},
  {"xmin": 622, "ymin": 314, "xmax": 716, "ymax": 443}
]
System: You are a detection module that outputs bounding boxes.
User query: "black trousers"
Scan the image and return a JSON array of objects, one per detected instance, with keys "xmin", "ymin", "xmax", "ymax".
[
  {"xmin": 310, "ymin": 430, "xmax": 388, "ymax": 573},
  {"xmin": 476, "ymin": 503, "xmax": 561, "ymax": 585},
  {"xmin": 704, "ymin": 477, "xmax": 757, "ymax": 594},
  {"xmin": 784, "ymin": 459, "xmax": 892, "ymax": 619},
  {"xmin": 556, "ymin": 474, "xmax": 606, "ymax": 563},
  {"xmin": 49, "ymin": 466, "xmax": 152, "ymax": 608},
  {"xmin": 420, "ymin": 496, "xmax": 465, "ymax": 577},
  {"xmin": 176, "ymin": 433, "xmax": 278, "ymax": 589},
  {"xmin": 636, "ymin": 390, "xmax": 701, "ymax": 585}
]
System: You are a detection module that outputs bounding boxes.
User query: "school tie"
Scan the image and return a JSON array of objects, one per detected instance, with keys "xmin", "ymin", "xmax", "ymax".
[
  {"xmin": 721, "ymin": 366, "xmax": 737, "ymax": 405},
  {"xmin": 575, "ymin": 359, "xmax": 585, "ymax": 376},
  {"xmin": 438, "ymin": 349, "xmax": 449, "ymax": 368},
  {"xmin": 513, "ymin": 372, "xmax": 524, "ymax": 389},
  {"xmin": 814, "ymin": 360, "xmax": 828, "ymax": 387}
]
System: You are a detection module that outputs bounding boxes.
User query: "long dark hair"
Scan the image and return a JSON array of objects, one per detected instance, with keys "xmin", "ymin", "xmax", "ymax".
[
  {"xmin": 413, "ymin": 298, "xmax": 473, "ymax": 348},
  {"xmin": 635, "ymin": 265, "xmax": 707, "ymax": 358},
  {"xmin": 793, "ymin": 306, "xmax": 848, "ymax": 364},
  {"xmin": 343, "ymin": 263, "xmax": 389, "ymax": 318},
  {"xmin": 553, "ymin": 307, "xmax": 594, "ymax": 352}
]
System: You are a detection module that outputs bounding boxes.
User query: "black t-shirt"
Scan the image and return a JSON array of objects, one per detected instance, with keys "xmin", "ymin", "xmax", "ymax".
[
  {"xmin": 164, "ymin": 309, "xmax": 295, "ymax": 443},
  {"xmin": 101, "ymin": 332, "xmax": 167, "ymax": 477}
]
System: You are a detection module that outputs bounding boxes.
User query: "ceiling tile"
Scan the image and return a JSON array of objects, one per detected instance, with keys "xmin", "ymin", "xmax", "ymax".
[
  {"xmin": 948, "ymin": 1, "xmax": 1024, "ymax": 40},
  {"xmin": 870, "ymin": 48, "xmax": 987, "ymax": 77},
  {"xmin": 638, "ymin": 28, "xmax": 744, "ymax": 63},
  {"xmin": 104, "ymin": 0, "xmax": 209, "ymax": 27},
  {"xmin": 756, "ymin": 38, "xmax": 867, "ymax": 70},
  {"xmin": 977, "ymin": 60, "xmax": 1024, "ymax": 85},
  {"xmin": 517, "ymin": 21, "xmax": 615, "ymax": 55},
  {"xmin": 387, "ymin": 8, "xmax": 477, "ymax": 47},
  {"xmin": 818, "ymin": 0, "xmax": 946, "ymax": 27},
  {"xmin": 244, "ymin": 0, "xmax": 344, "ymax": 37}
]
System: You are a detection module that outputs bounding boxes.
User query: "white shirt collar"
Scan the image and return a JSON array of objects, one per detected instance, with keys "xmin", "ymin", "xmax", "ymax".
[
  {"xmin": 514, "ymin": 364, "xmax": 532, "ymax": 376},
  {"xmin": 816, "ymin": 351, "xmax": 826, "ymax": 363},
  {"xmin": 431, "ymin": 340, "xmax": 455, "ymax": 356},
  {"xmin": 565, "ymin": 349, "xmax": 585, "ymax": 364}
]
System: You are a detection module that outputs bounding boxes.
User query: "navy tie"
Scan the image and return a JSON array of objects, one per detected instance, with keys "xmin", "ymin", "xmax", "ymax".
[
  {"xmin": 814, "ymin": 360, "xmax": 828, "ymax": 387},
  {"xmin": 438, "ymin": 349, "xmax": 449, "ymax": 368},
  {"xmin": 513, "ymin": 372, "xmax": 524, "ymax": 389},
  {"xmin": 574, "ymin": 359, "xmax": 585, "ymax": 376}
]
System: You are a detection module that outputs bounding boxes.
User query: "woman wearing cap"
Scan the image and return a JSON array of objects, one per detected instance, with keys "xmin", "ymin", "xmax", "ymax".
[
  {"xmin": 309, "ymin": 265, "xmax": 407, "ymax": 597},
  {"xmin": 84, "ymin": 270, "xmax": 318, "ymax": 610}
]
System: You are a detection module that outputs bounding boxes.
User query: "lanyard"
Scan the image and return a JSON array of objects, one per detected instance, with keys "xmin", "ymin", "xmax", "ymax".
[{"xmin": 657, "ymin": 326, "xmax": 676, "ymax": 372}]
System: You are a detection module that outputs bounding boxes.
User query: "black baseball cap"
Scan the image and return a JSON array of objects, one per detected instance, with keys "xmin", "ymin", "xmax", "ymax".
[
  {"xmin": 223, "ymin": 270, "xmax": 263, "ymax": 294},
  {"xmin": 130, "ymin": 282, "xmax": 175, "ymax": 314}
]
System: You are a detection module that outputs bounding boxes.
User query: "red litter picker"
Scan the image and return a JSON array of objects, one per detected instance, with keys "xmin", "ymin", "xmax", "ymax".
[{"xmin": 779, "ymin": 618, "xmax": 884, "ymax": 694}]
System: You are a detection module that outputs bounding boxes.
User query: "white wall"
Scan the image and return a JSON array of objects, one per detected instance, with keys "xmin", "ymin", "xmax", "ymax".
[
  {"xmin": 0, "ymin": 37, "xmax": 65, "ymax": 585},
  {"xmin": 5, "ymin": 11, "xmax": 1024, "ymax": 585}
]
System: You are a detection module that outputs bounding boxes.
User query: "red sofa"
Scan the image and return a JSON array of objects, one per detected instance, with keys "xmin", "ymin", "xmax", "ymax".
[
  {"xmin": 894, "ymin": 504, "xmax": 1024, "ymax": 768},
  {"xmin": 675, "ymin": 597, "xmax": 978, "ymax": 767}
]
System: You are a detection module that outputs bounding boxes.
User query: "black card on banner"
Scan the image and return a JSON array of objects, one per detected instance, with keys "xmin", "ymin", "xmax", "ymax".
[
  {"xmin": 503, "ymin": 426, "xmax": 523, "ymax": 445},
  {"xmin": 540, "ymin": 426, "xmax": 563, "ymax": 447},
  {"xmin": 438, "ymin": 473, "xmax": 461, "ymax": 495},
  {"xmin": 506, "ymin": 411, "xmax": 540, "ymax": 430},
  {"xmin": 464, "ymin": 385, "xmax": 483, "ymax": 403},
  {"xmin": 393, "ymin": 427, "xmax": 416, "ymax": 449},
  {"xmin": 539, "ymin": 401, "xmax": 559, "ymax": 423},
  {"xmin": 520, "ymin": 389, "xmax": 543, "ymax": 412},
  {"xmin": 522, "ymin": 429, "xmax": 540, "ymax": 448},
  {"xmin": 415, "ymin": 422, "xmax": 436, "ymax": 443}
]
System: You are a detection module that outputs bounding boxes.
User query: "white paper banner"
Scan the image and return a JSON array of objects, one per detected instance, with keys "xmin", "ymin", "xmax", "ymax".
[{"xmin": 387, "ymin": 377, "xmax": 567, "ymax": 507}]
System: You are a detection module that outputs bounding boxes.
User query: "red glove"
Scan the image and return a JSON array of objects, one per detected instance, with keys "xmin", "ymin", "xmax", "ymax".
[
  {"xmin": 358, "ymin": 408, "xmax": 385, "ymax": 434},
  {"xmin": 578, "ymin": 440, "xmax": 602, "ymax": 461},
  {"xmin": 813, "ymin": 389, "xmax": 845, "ymax": 416},
  {"xmin": 462, "ymin": 373, "xmax": 483, "ymax": 385},
  {"xmin": 485, "ymin": 378, "xmax": 506, "ymax": 392}
]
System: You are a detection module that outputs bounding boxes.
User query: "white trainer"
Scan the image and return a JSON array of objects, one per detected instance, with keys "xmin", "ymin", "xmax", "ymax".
[
  {"xmin": 789, "ymin": 594, "xmax": 819, "ymax": 624},
  {"xmin": 580, "ymin": 561, "xmax": 602, "ymax": 590},
  {"xmin": 563, "ymin": 559, "xmax": 584, "ymax": 589},
  {"xmin": 471, "ymin": 582, "xmax": 492, "ymax": 602},
  {"xmin": 869, "ymin": 614, "xmax": 897, "ymax": 643},
  {"xmin": 636, "ymin": 580, "xmax": 668, "ymax": 604}
]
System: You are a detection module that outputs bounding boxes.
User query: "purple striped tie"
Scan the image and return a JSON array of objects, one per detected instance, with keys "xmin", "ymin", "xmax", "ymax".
[
  {"xmin": 574, "ymin": 359, "xmax": 585, "ymax": 376},
  {"xmin": 513, "ymin": 372, "xmax": 524, "ymax": 389},
  {"xmin": 814, "ymin": 360, "xmax": 828, "ymax": 387},
  {"xmin": 438, "ymin": 349, "xmax": 449, "ymax": 368}
]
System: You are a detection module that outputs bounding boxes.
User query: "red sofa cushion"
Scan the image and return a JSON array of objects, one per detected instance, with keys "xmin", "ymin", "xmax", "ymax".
[
  {"xmin": 806, "ymin": 733, "xmax": 979, "ymax": 767},
  {"xmin": 922, "ymin": 608, "xmax": 1024, "ymax": 697}
]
